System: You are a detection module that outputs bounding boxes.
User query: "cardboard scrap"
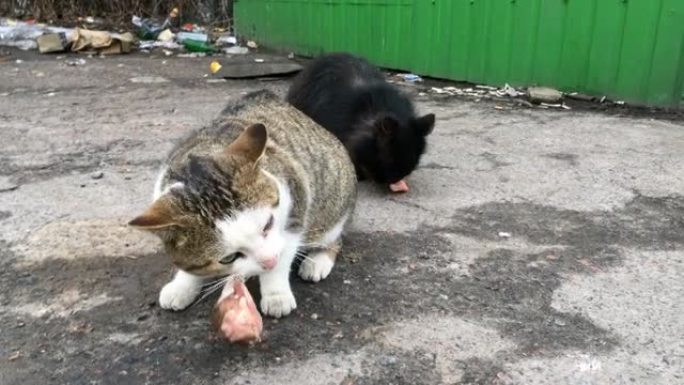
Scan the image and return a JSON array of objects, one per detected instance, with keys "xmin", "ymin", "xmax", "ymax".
[
  {"xmin": 37, "ymin": 30, "xmax": 77, "ymax": 53},
  {"xmin": 37, "ymin": 28, "xmax": 134, "ymax": 54}
]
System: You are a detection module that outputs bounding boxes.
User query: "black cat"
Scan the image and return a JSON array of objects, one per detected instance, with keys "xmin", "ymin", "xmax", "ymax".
[{"xmin": 287, "ymin": 52, "xmax": 435, "ymax": 191}]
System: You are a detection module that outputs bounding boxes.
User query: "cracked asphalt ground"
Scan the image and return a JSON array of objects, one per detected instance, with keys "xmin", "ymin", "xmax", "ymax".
[{"xmin": 1, "ymin": 50, "xmax": 683, "ymax": 385}]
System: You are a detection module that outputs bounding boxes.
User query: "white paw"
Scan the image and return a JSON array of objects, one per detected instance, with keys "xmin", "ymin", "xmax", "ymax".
[
  {"xmin": 159, "ymin": 280, "xmax": 201, "ymax": 311},
  {"xmin": 260, "ymin": 290, "xmax": 297, "ymax": 318},
  {"xmin": 298, "ymin": 252, "xmax": 335, "ymax": 282}
]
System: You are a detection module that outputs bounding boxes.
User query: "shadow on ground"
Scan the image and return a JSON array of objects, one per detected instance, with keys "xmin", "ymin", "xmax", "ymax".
[{"xmin": 1, "ymin": 193, "xmax": 683, "ymax": 384}]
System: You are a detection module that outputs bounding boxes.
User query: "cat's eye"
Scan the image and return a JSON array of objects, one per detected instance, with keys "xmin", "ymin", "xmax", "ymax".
[
  {"xmin": 263, "ymin": 214, "xmax": 274, "ymax": 235},
  {"xmin": 219, "ymin": 252, "xmax": 244, "ymax": 265}
]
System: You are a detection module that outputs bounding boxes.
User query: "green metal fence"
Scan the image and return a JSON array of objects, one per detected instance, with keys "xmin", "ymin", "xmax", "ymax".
[{"xmin": 234, "ymin": 0, "xmax": 684, "ymax": 107}]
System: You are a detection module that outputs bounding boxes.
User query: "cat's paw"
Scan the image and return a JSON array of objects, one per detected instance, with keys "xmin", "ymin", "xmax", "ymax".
[
  {"xmin": 260, "ymin": 290, "xmax": 297, "ymax": 318},
  {"xmin": 298, "ymin": 252, "xmax": 335, "ymax": 282},
  {"xmin": 159, "ymin": 280, "xmax": 201, "ymax": 311}
]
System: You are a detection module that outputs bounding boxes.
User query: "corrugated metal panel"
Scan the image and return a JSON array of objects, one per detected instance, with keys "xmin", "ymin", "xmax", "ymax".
[{"xmin": 234, "ymin": 0, "xmax": 684, "ymax": 106}]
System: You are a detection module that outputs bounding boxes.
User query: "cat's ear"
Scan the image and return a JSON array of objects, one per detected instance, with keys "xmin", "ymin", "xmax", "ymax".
[
  {"xmin": 128, "ymin": 197, "xmax": 178, "ymax": 230},
  {"xmin": 227, "ymin": 123, "xmax": 268, "ymax": 163},
  {"xmin": 414, "ymin": 114, "xmax": 435, "ymax": 136},
  {"xmin": 374, "ymin": 116, "xmax": 399, "ymax": 137}
]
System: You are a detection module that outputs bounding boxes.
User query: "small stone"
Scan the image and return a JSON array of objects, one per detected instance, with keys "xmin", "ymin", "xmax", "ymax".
[
  {"xmin": 418, "ymin": 252, "xmax": 429, "ymax": 260},
  {"xmin": 343, "ymin": 279, "xmax": 352, "ymax": 285},
  {"xmin": 528, "ymin": 87, "xmax": 563, "ymax": 103},
  {"xmin": 498, "ymin": 231, "xmax": 512, "ymax": 238},
  {"xmin": 311, "ymin": 313, "xmax": 319, "ymax": 320},
  {"xmin": 380, "ymin": 355, "xmax": 397, "ymax": 366},
  {"xmin": 90, "ymin": 171, "xmax": 104, "ymax": 180}
]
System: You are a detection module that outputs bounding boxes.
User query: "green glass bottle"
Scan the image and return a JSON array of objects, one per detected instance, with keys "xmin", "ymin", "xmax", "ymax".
[{"xmin": 183, "ymin": 39, "xmax": 219, "ymax": 53}]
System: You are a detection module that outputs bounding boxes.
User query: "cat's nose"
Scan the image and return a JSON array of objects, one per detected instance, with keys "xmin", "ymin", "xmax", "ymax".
[{"xmin": 260, "ymin": 257, "xmax": 277, "ymax": 270}]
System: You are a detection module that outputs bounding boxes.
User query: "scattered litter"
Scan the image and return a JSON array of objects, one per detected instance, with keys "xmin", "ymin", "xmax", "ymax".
[
  {"xmin": 475, "ymin": 84, "xmax": 498, "ymax": 91},
  {"xmin": 567, "ymin": 92, "xmax": 595, "ymax": 102},
  {"xmin": 343, "ymin": 279, "xmax": 352, "ymax": 284},
  {"xmin": 206, "ymin": 78, "xmax": 226, "ymax": 83},
  {"xmin": 132, "ymin": 8, "xmax": 178, "ymax": 40},
  {"xmin": 8, "ymin": 351, "xmax": 22, "ymax": 361},
  {"xmin": 500, "ymin": 83, "xmax": 522, "ymax": 97},
  {"xmin": 177, "ymin": 31, "xmax": 208, "ymax": 43},
  {"xmin": 287, "ymin": 52, "xmax": 295, "ymax": 59},
  {"xmin": 399, "ymin": 73, "xmax": 423, "ymax": 82},
  {"xmin": 90, "ymin": 171, "xmax": 104, "ymax": 180},
  {"xmin": 246, "ymin": 40, "xmax": 258, "ymax": 49},
  {"xmin": 311, "ymin": 313, "xmax": 319, "ymax": 320},
  {"xmin": 14, "ymin": 59, "xmax": 22, "ymax": 63},
  {"xmin": 181, "ymin": 23, "xmax": 203, "ymax": 33},
  {"xmin": 540, "ymin": 102, "xmax": 571, "ymax": 110},
  {"xmin": 138, "ymin": 40, "xmax": 181, "ymax": 50},
  {"xmin": 129, "ymin": 76, "xmax": 169, "ymax": 84},
  {"xmin": 1, "ymin": 19, "xmax": 74, "ymax": 51},
  {"xmin": 498, "ymin": 231, "xmax": 512, "ymax": 238},
  {"xmin": 163, "ymin": 49, "xmax": 173, "ymax": 57},
  {"xmin": 616, "ymin": 100, "xmax": 625, "ymax": 105},
  {"xmin": 79, "ymin": 16, "xmax": 104, "ymax": 26},
  {"xmin": 177, "ymin": 52, "xmax": 206, "ymax": 58},
  {"xmin": 209, "ymin": 60, "xmax": 222, "ymax": 74},
  {"xmin": 223, "ymin": 46, "xmax": 248, "ymax": 55},
  {"xmin": 216, "ymin": 35, "xmax": 237, "ymax": 46},
  {"xmin": 254, "ymin": 58, "xmax": 265, "ymax": 63},
  {"xmin": 65, "ymin": 58, "xmax": 86, "ymax": 66},
  {"xmin": 156, "ymin": 29, "xmax": 174, "ymax": 42}
]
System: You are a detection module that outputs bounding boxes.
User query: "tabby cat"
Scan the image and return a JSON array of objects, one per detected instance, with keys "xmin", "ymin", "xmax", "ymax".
[{"xmin": 129, "ymin": 90, "xmax": 357, "ymax": 318}]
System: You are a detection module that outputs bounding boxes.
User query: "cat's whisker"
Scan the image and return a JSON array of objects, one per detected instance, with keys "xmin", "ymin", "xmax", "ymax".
[{"xmin": 193, "ymin": 275, "xmax": 235, "ymax": 306}]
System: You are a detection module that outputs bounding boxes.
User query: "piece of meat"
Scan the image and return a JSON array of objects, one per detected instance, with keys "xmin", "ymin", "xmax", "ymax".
[
  {"xmin": 211, "ymin": 278, "xmax": 263, "ymax": 344},
  {"xmin": 389, "ymin": 179, "xmax": 409, "ymax": 193}
]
